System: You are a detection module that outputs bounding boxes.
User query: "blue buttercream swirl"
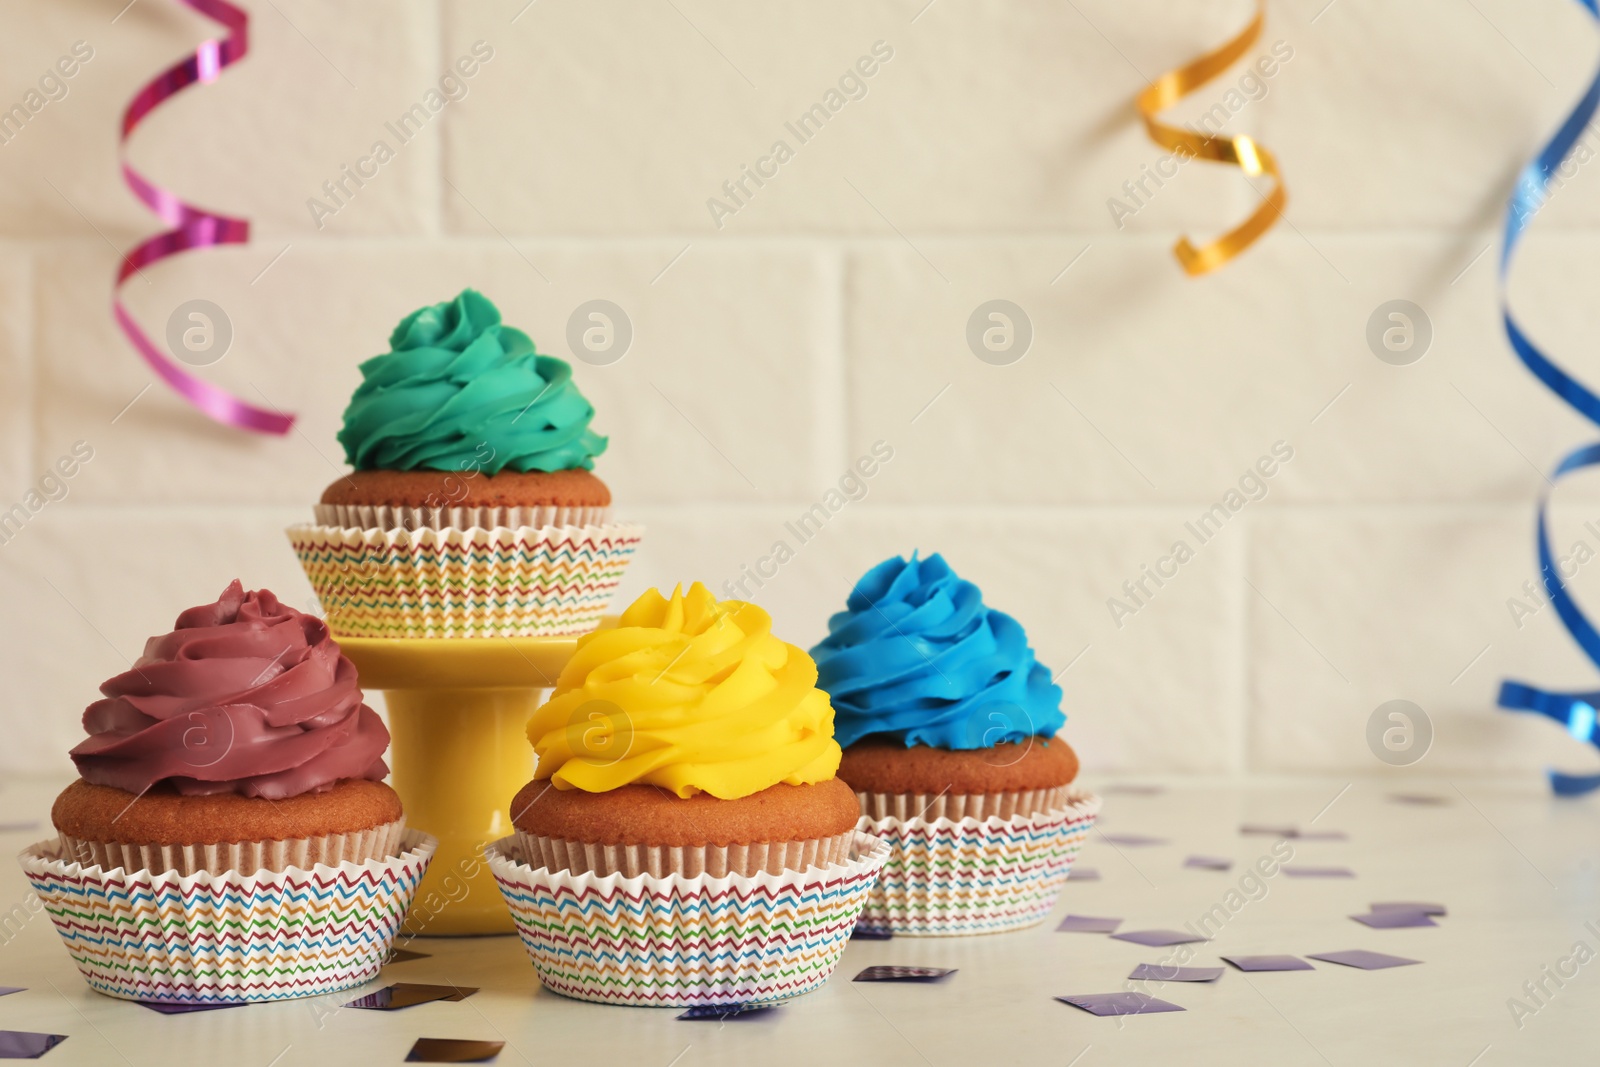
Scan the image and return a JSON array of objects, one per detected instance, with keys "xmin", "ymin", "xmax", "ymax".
[{"xmin": 810, "ymin": 553, "xmax": 1066, "ymax": 749}]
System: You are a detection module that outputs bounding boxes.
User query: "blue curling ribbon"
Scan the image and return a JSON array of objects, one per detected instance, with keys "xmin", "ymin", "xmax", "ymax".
[{"xmin": 1497, "ymin": 0, "xmax": 1600, "ymax": 796}]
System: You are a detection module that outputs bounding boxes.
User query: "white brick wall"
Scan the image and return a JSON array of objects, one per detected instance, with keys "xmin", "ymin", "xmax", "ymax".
[{"xmin": 2, "ymin": 0, "xmax": 1597, "ymax": 780}]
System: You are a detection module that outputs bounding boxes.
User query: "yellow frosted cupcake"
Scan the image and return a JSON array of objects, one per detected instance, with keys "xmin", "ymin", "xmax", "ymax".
[
  {"xmin": 513, "ymin": 582, "xmax": 859, "ymax": 877},
  {"xmin": 486, "ymin": 583, "xmax": 889, "ymax": 1007}
]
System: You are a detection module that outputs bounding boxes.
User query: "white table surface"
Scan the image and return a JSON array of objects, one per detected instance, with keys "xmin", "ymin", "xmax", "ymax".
[{"xmin": 1, "ymin": 773, "xmax": 1596, "ymax": 1067}]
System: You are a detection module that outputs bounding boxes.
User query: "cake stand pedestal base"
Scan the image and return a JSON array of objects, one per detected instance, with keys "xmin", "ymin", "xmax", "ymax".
[{"xmin": 337, "ymin": 633, "xmax": 589, "ymax": 936}]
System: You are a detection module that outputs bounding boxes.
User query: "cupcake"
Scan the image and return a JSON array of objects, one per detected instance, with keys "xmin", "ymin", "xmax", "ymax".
[
  {"xmin": 487, "ymin": 582, "xmax": 889, "ymax": 1006},
  {"xmin": 810, "ymin": 553, "xmax": 1099, "ymax": 935},
  {"xmin": 23, "ymin": 581, "xmax": 435, "ymax": 1003},
  {"xmin": 290, "ymin": 289, "xmax": 642, "ymax": 638}
]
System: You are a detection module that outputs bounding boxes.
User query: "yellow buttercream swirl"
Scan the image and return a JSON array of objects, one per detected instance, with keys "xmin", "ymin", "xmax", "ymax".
[{"xmin": 526, "ymin": 582, "xmax": 842, "ymax": 799}]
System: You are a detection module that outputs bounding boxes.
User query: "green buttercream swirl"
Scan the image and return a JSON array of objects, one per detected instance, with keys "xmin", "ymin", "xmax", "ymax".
[{"xmin": 337, "ymin": 289, "xmax": 608, "ymax": 473}]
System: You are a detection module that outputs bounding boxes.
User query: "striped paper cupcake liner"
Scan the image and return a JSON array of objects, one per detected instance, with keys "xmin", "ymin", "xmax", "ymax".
[
  {"xmin": 313, "ymin": 503, "xmax": 611, "ymax": 532},
  {"xmin": 288, "ymin": 522, "xmax": 643, "ymax": 639},
  {"xmin": 855, "ymin": 789, "xmax": 1100, "ymax": 937},
  {"xmin": 487, "ymin": 830, "xmax": 890, "ymax": 1007},
  {"xmin": 57, "ymin": 818, "xmax": 408, "ymax": 878},
  {"xmin": 19, "ymin": 829, "xmax": 437, "ymax": 1004}
]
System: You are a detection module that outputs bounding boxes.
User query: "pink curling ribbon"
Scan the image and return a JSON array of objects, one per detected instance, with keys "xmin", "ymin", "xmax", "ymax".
[{"xmin": 113, "ymin": 0, "xmax": 293, "ymax": 435}]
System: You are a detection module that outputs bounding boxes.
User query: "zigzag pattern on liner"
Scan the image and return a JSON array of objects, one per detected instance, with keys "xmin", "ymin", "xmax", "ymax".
[
  {"xmin": 295, "ymin": 557, "xmax": 638, "ymax": 580},
  {"xmin": 506, "ymin": 921, "xmax": 858, "ymax": 956},
  {"xmin": 40, "ymin": 918, "xmax": 404, "ymax": 955},
  {"xmin": 293, "ymin": 547, "xmax": 637, "ymax": 568},
  {"xmin": 294, "ymin": 547, "xmax": 641, "ymax": 569},
  {"xmin": 294, "ymin": 534, "xmax": 639, "ymax": 637},
  {"xmin": 27, "ymin": 861, "xmax": 425, "ymax": 896},
  {"xmin": 494, "ymin": 877, "xmax": 878, "ymax": 919},
  {"xmin": 290, "ymin": 534, "xmax": 641, "ymax": 567},
  {"xmin": 858, "ymin": 806, "xmax": 1095, "ymax": 934},
  {"xmin": 23, "ymin": 842, "xmax": 430, "ymax": 1004},
  {"xmin": 492, "ymin": 850, "xmax": 881, "ymax": 1006},
  {"xmin": 873, "ymin": 850, "xmax": 1081, "ymax": 881},
  {"xmin": 523, "ymin": 950, "xmax": 854, "ymax": 974},
  {"xmin": 47, "ymin": 922, "xmax": 409, "ymax": 954},
  {"xmin": 500, "ymin": 923, "xmax": 862, "ymax": 957},
  {"xmin": 290, "ymin": 527, "xmax": 646, "ymax": 552},
  {"xmin": 307, "ymin": 588, "xmax": 629, "ymax": 609},
  {"xmin": 77, "ymin": 971, "xmax": 384, "ymax": 1003}
]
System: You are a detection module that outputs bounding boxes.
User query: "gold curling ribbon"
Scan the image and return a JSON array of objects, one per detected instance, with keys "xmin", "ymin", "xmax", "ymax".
[{"xmin": 1135, "ymin": 1, "xmax": 1285, "ymax": 276}]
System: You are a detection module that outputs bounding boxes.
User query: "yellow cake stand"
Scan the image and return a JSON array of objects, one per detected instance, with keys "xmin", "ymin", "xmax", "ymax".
[{"xmin": 338, "ymin": 628, "xmax": 603, "ymax": 936}]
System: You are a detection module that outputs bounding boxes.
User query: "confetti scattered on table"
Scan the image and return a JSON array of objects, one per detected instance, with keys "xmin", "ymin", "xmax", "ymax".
[
  {"xmin": 1069, "ymin": 867, "xmax": 1102, "ymax": 881},
  {"xmin": 1222, "ymin": 955, "xmax": 1314, "ymax": 972},
  {"xmin": 1056, "ymin": 992, "xmax": 1185, "ymax": 1017},
  {"xmin": 1387, "ymin": 794, "xmax": 1450, "ymax": 806},
  {"xmin": 1240, "ymin": 824, "xmax": 1346, "ymax": 840},
  {"xmin": 1184, "ymin": 855, "xmax": 1233, "ymax": 871},
  {"xmin": 1307, "ymin": 950, "xmax": 1420, "ymax": 970},
  {"xmin": 1099, "ymin": 833, "xmax": 1169, "ymax": 847},
  {"xmin": 1128, "ymin": 964, "xmax": 1224, "ymax": 983},
  {"xmin": 405, "ymin": 1038, "xmax": 504, "ymax": 1063},
  {"xmin": 677, "ymin": 1003, "xmax": 777, "ymax": 1020},
  {"xmin": 854, "ymin": 966, "xmax": 957, "ymax": 983},
  {"xmin": 347, "ymin": 984, "xmax": 478, "ymax": 1010},
  {"xmin": 0, "ymin": 990, "xmax": 21, "ymax": 999},
  {"xmin": 385, "ymin": 948, "xmax": 431, "ymax": 964},
  {"xmin": 1281, "ymin": 866, "xmax": 1355, "ymax": 878},
  {"xmin": 851, "ymin": 927, "xmax": 894, "ymax": 941},
  {"xmin": 1111, "ymin": 929, "xmax": 1208, "ymax": 947},
  {"xmin": 1351, "ymin": 910, "xmax": 1437, "ymax": 929},
  {"xmin": 1056, "ymin": 914, "xmax": 1123, "ymax": 933},
  {"xmin": 1101, "ymin": 784, "xmax": 1166, "ymax": 795},
  {"xmin": 1371, "ymin": 901, "xmax": 1446, "ymax": 916},
  {"xmin": 0, "ymin": 1032, "xmax": 66, "ymax": 1059},
  {"xmin": 137, "ymin": 1001, "xmax": 242, "ymax": 1015}
]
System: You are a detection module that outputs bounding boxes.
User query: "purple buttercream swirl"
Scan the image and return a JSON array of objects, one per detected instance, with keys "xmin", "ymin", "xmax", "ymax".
[{"xmin": 69, "ymin": 580, "xmax": 390, "ymax": 799}]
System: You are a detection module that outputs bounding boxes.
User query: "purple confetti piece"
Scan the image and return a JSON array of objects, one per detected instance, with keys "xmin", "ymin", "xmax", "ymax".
[
  {"xmin": 1110, "ymin": 929, "xmax": 1208, "ymax": 947},
  {"xmin": 1099, "ymin": 833, "xmax": 1168, "ymax": 847},
  {"xmin": 1055, "ymin": 992, "xmax": 1185, "ymax": 1017},
  {"xmin": 1295, "ymin": 830, "xmax": 1348, "ymax": 841},
  {"xmin": 1280, "ymin": 865, "xmax": 1355, "ymax": 878},
  {"xmin": 1387, "ymin": 793, "xmax": 1450, "ymax": 806},
  {"xmin": 1351, "ymin": 910, "xmax": 1437, "ymax": 929},
  {"xmin": 0, "ymin": 1032, "xmax": 66, "ymax": 1058},
  {"xmin": 405, "ymin": 1038, "xmax": 504, "ymax": 1063},
  {"xmin": 1184, "ymin": 855, "xmax": 1233, "ymax": 871},
  {"xmin": 1240, "ymin": 823, "xmax": 1298, "ymax": 837},
  {"xmin": 347, "ymin": 984, "xmax": 477, "ymax": 1010},
  {"xmin": 851, "ymin": 927, "xmax": 894, "ymax": 941},
  {"xmin": 853, "ymin": 966, "xmax": 956, "ymax": 982},
  {"xmin": 1222, "ymin": 955, "xmax": 1314, "ymax": 972},
  {"xmin": 1101, "ymin": 784, "xmax": 1166, "ymax": 795},
  {"xmin": 0, "ymin": 822, "xmax": 40, "ymax": 834},
  {"xmin": 1069, "ymin": 867, "xmax": 1101, "ymax": 881},
  {"xmin": 1056, "ymin": 914, "xmax": 1123, "ymax": 933},
  {"xmin": 1371, "ymin": 902, "xmax": 1446, "ymax": 916},
  {"xmin": 137, "ymin": 1001, "xmax": 243, "ymax": 1014},
  {"xmin": 1307, "ymin": 950, "xmax": 1420, "ymax": 970},
  {"xmin": 677, "ymin": 1003, "xmax": 776, "ymax": 1020},
  {"xmin": 1127, "ymin": 964, "xmax": 1224, "ymax": 983},
  {"xmin": 0, "ymin": 989, "xmax": 21, "ymax": 999}
]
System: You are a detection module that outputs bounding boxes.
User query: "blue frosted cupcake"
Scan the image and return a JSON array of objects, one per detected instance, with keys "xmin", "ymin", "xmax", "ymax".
[
  {"xmin": 811, "ymin": 552, "xmax": 1077, "ymax": 820},
  {"xmin": 811, "ymin": 553, "xmax": 1098, "ymax": 934}
]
